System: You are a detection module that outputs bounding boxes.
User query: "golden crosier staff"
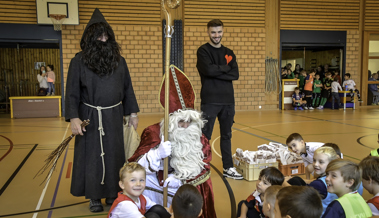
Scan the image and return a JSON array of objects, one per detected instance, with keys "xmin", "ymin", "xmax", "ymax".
[{"xmin": 161, "ymin": 0, "xmax": 180, "ymax": 207}]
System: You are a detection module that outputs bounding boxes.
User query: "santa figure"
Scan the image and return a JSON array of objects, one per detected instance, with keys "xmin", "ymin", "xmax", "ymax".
[{"xmin": 128, "ymin": 66, "xmax": 217, "ymax": 218}]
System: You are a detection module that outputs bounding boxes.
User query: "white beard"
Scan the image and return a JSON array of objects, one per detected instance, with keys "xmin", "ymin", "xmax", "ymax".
[{"xmin": 160, "ymin": 109, "xmax": 207, "ymax": 180}]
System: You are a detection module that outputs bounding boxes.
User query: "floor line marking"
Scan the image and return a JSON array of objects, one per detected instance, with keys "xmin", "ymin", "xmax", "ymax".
[
  {"xmin": 0, "ymin": 144, "xmax": 38, "ymax": 196},
  {"xmin": 0, "ymin": 135, "xmax": 14, "ymax": 161},
  {"xmin": 32, "ymin": 123, "xmax": 70, "ymax": 218},
  {"xmin": 48, "ymin": 142, "xmax": 71, "ymax": 218}
]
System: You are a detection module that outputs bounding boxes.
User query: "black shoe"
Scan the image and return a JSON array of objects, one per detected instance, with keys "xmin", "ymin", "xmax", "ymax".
[
  {"xmin": 89, "ymin": 199, "xmax": 103, "ymax": 212},
  {"xmin": 106, "ymin": 197, "xmax": 116, "ymax": 205}
]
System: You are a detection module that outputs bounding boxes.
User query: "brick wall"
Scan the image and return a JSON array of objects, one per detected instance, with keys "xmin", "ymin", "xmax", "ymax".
[
  {"xmin": 61, "ymin": 25, "xmax": 275, "ymax": 113},
  {"xmin": 346, "ymin": 30, "xmax": 360, "ymax": 89}
]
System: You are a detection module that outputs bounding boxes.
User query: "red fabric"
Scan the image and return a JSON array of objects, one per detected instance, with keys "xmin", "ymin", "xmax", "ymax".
[
  {"xmin": 108, "ymin": 192, "xmax": 147, "ymax": 218},
  {"xmin": 159, "ymin": 65, "xmax": 195, "ymax": 113},
  {"xmin": 128, "ymin": 123, "xmax": 216, "ymax": 218},
  {"xmin": 225, "ymin": 55, "xmax": 232, "ymax": 65},
  {"xmin": 246, "ymin": 193, "xmax": 255, "ymax": 203},
  {"xmin": 367, "ymin": 196, "xmax": 379, "ymax": 210}
]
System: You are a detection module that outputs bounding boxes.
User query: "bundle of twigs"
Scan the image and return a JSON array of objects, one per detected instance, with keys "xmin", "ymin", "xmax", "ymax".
[{"xmin": 35, "ymin": 119, "xmax": 90, "ymax": 185}]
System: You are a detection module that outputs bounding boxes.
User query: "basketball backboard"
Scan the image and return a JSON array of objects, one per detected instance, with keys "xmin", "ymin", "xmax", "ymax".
[{"xmin": 36, "ymin": 0, "xmax": 79, "ymax": 25}]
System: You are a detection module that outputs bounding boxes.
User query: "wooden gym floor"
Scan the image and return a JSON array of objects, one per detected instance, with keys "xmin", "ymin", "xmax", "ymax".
[{"xmin": 0, "ymin": 107, "xmax": 378, "ymax": 217}]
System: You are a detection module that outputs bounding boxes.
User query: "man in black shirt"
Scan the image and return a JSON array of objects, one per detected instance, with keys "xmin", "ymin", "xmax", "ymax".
[{"xmin": 196, "ymin": 19, "xmax": 242, "ymax": 180}]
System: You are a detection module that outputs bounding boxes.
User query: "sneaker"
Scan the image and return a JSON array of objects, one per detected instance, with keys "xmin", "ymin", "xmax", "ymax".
[
  {"xmin": 351, "ymin": 99, "xmax": 354, "ymax": 103},
  {"xmin": 46, "ymin": 93, "xmax": 51, "ymax": 96},
  {"xmin": 52, "ymin": 92, "xmax": 55, "ymax": 96},
  {"xmin": 304, "ymin": 106, "xmax": 308, "ymax": 110},
  {"xmin": 294, "ymin": 107, "xmax": 297, "ymax": 111},
  {"xmin": 299, "ymin": 107, "xmax": 304, "ymax": 110},
  {"xmin": 223, "ymin": 167, "xmax": 243, "ymax": 180},
  {"xmin": 317, "ymin": 106, "xmax": 323, "ymax": 109},
  {"xmin": 89, "ymin": 199, "xmax": 103, "ymax": 212},
  {"xmin": 105, "ymin": 197, "xmax": 116, "ymax": 205},
  {"xmin": 309, "ymin": 107, "xmax": 314, "ymax": 110}
]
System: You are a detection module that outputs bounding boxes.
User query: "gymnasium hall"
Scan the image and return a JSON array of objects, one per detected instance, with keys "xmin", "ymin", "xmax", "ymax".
[{"xmin": 0, "ymin": 0, "xmax": 379, "ymax": 217}]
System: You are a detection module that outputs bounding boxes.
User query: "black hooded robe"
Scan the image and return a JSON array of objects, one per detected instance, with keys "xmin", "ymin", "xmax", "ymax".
[{"xmin": 65, "ymin": 9, "xmax": 139, "ymax": 199}]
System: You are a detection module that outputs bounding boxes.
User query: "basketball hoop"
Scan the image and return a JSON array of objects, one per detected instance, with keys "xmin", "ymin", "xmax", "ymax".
[{"xmin": 49, "ymin": 14, "xmax": 66, "ymax": 31}]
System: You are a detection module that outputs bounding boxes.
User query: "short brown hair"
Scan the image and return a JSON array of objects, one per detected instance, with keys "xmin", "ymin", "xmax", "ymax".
[
  {"xmin": 326, "ymin": 159, "xmax": 361, "ymax": 191},
  {"xmin": 259, "ymin": 167, "xmax": 284, "ymax": 186},
  {"xmin": 294, "ymin": 87, "xmax": 299, "ymax": 91},
  {"xmin": 119, "ymin": 162, "xmax": 146, "ymax": 181},
  {"xmin": 264, "ymin": 185, "xmax": 282, "ymax": 207},
  {"xmin": 322, "ymin": 143, "xmax": 342, "ymax": 158},
  {"xmin": 207, "ymin": 19, "xmax": 223, "ymax": 29},
  {"xmin": 286, "ymin": 133, "xmax": 303, "ymax": 145},
  {"xmin": 172, "ymin": 184, "xmax": 203, "ymax": 218},
  {"xmin": 325, "ymin": 72, "xmax": 332, "ymax": 76},
  {"xmin": 359, "ymin": 156, "xmax": 379, "ymax": 184},
  {"xmin": 277, "ymin": 186, "xmax": 322, "ymax": 218}
]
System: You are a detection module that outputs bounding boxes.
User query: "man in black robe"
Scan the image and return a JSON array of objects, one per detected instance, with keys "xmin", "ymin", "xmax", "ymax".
[{"xmin": 65, "ymin": 8, "xmax": 139, "ymax": 212}]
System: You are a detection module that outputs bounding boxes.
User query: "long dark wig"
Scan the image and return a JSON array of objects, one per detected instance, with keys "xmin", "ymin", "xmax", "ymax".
[{"xmin": 80, "ymin": 22, "xmax": 121, "ymax": 77}]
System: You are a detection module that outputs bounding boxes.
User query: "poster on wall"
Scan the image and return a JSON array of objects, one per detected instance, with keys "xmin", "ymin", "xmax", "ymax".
[{"xmin": 34, "ymin": 62, "xmax": 46, "ymax": 70}]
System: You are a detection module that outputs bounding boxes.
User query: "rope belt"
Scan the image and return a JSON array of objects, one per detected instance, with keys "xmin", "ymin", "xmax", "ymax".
[{"xmin": 83, "ymin": 101, "xmax": 122, "ymax": 185}]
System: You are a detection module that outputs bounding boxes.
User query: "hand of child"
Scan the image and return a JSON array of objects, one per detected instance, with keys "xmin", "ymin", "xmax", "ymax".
[
  {"xmin": 156, "ymin": 136, "xmax": 171, "ymax": 159},
  {"xmin": 70, "ymin": 118, "xmax": 86, "ymax": 135},
  {"xmin": 163, "ymin": 174, "xmax": 182, "ymax": 188}
]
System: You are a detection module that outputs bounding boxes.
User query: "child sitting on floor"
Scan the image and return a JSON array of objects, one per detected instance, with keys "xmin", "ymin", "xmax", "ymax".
[
  {"xmin": 292, "ymin": 87, "xmax": 305, "ymax": 110},
  {"xmin": 342, "ymin": 73, "xmax": 362, "ymax": 102},
  {"xmin": 322, "ymin": 143, "xmax": 364, "ymax": 196},
  {"xmin": 170, "ymin": 184, "xmax": 203, "ymax": 218},
  {"xmin": 286, "ymin": 133, "xmax": 324, "ymax": 179},
  {"xmin": 322, "ymin": 159, "xmax": 372, "ymax": 218},
  {"xmin": 274, "ymin": 186, "xmax": 323, "ymax": 218},
  {"xmin": 359, "ymin": 156, "xmax": 379, "ymax": 216},
  {"xmin": 237, "ymin": 167, "xmax": 284, "ymax": 218},
  {"xmin": 108, "ymin": 162, "xmax": 171, "ymax": 218},
  {"xmin": 311, "ymin": 147, "xmax": 340, "ymax": 215},
  {"xmin": 262, "ymin": 185, "xmax": 282, "ymax": 218}
]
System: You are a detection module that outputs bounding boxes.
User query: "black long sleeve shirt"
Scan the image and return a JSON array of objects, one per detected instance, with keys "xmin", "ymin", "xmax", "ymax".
[{"xmin": 196, "ymin": 43, "xmax": 239, "ymax": 104}]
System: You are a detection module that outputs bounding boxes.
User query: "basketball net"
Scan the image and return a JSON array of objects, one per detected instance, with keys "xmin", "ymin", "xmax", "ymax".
[{"xmin": 49, "ymin": 14, "xmax": 66, "ymax": 31}]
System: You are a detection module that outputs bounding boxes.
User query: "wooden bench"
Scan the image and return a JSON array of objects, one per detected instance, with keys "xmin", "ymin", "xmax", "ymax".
[{"xmin": 9, "ymin": 96, "xmax": 61, "ymax": 118}]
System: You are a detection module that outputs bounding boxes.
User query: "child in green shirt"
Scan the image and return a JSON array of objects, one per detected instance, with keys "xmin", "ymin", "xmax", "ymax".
[
  {"xmin": 313, "ymin": 74, "xmax": 323, "ymax": 107},
  {"xmin": 298, "ymin": 70, "xmax": 306, "ymax": 92}
]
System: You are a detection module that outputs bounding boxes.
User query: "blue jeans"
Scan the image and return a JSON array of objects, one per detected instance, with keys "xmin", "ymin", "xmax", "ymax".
[{"xmin": 48, "ymin": 82, "xmax": 55, "ymax": 94}]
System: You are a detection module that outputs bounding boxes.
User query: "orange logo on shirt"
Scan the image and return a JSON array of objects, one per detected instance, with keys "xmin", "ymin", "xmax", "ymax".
[{"xmin": 225, "ymin": 55, "xmax": 232, "ymax": 65}]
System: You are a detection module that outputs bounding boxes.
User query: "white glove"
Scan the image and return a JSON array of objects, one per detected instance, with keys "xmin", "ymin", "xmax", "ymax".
[
  {"xmin": 155, "ymin": 135, "xmax": 171, "ymax": 159},
  {"xmin": 163, "ymin": 174, "xmax": 182, "ymax": 188}
]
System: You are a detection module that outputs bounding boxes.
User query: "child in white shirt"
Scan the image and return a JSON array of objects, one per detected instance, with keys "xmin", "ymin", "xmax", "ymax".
[
  {"xmin": 342, "ymin": 73, "xmax": 361, "ymax": 102},
  {"xmin": 108, "ymin": 162, "xmax": 171, "ymax": 218},
  {"xmin": 331, "ymin": 77, "xmax": 342, "ymax": 110},
  {"xmin": 286, "ymin": 133, "xmax": 323, "ymax": 180}
]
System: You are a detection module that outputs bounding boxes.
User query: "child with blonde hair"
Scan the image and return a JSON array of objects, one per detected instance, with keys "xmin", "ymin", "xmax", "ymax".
[
  {"xmin": 310, "ymin": 147, "xmax": 340, "ymax": 215},
  {"xmin": 262, "ymin": 185, "xmax": 282, "ymax": 218},
  {"xmin": 359, "ymin": 156, "xmax": 379, "ymax": 216},
  {"xmin": 322, "ymin": 159, "xmax": 372, "ymax": 218},
  {"xmin": 108, "ymin": 162, "xmax": 171, "ymax": 218}
]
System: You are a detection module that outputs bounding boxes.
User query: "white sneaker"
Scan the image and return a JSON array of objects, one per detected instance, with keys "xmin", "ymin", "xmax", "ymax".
[
  {"xmin": 223, "ymin": 167, "xmax": 243, "ymax": 180},
  {"xmin": 309, "ymin": 107, "xmax": 314, "ymax": 110},
  {"xmin": 317, "ymin": 106, "xmax": 323, "ymax": 109},
  {"xmin": 304, "ymin": 106, "xmax": 308, "ymax": 110}
]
